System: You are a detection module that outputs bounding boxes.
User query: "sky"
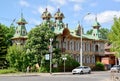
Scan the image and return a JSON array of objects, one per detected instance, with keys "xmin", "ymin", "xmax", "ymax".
[{"xmin": 1, "ymin": 0, "xmax": 120, "ymax": 33}]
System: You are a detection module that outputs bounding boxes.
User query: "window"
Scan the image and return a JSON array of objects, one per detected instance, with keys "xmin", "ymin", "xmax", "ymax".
[
  {"xmin": 92, "ymin": 55, "xmax": 95, "ymax": 63},
  {"xmin": 95, "ymin": 45, "xmax": 98, "ymax": 51}
]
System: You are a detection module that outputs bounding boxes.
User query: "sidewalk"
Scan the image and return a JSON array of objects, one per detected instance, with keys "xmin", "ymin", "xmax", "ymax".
[
  {"xmin": 0, "ymin": 71, "xmax": 110, "ymax": 77},
  {"xmin": 0, "ymin": 72, "xmax": 72, "ymax": 77}
]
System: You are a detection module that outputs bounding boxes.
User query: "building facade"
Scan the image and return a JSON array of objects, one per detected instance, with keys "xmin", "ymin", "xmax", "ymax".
[
  {"xmin": 11, "ymin": 8, "xmax": 107, "ymax": 68},
  {"xmin": 40, "ymin": 8, "xmax": 105, "ymax": 67}
]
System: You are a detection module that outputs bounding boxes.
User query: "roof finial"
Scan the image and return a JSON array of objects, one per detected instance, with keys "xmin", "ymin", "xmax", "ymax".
[
  {"xmin": 95, "ymin": 14, "xmax": 97, "ymax": 22},
  {"xmin": 45, "ymin": 8, "xmax": 48, "ymax": 12},
  {"xmin": 21, "ymin": 8, "xmax": 23, "ymax": 18},
  {"xmin": 58, "ymin": 8, "xmax": 60, "ymax": 12}
]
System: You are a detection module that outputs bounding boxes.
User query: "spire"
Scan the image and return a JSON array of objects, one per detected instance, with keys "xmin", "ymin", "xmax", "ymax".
[
  {"xmin": 45, "ymin": 8, "xmax": 48, "ymax": 12},
  {"xmin": 92, "ymin": 15, "xmax": 101, "ymax": 38},
  {"xmin": 75, "ymin": 21, "xmax": 83, "ymax": 36},
  {"xmin": 92, "ymin": 15, "xmax": 100, "ymax": 28},
  {"xmin": 58, "ymin": 8, "xmax": 60, "ymax": 12},
  {"xmin": 21, "ymin": 12, "xmax": 23, "ymax": 18},
  {"xmin": 17, "ymin": 12, "xmax": 27, "ymax": 24},
  {"xmin": 95, "ymin": 15, "xmax": 97, "ymax": 22}
]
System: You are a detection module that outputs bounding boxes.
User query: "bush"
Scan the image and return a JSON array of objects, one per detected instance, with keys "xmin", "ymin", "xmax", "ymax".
[
  {"xmin": 58, "ymin": 54, "xmax": 80, "ymax": 72},
  {"xmin": 93, "ymin": 62, "xmax": 105, "ymax": 71}
]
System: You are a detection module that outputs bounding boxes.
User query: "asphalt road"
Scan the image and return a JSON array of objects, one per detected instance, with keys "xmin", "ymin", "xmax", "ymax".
[{"xmin": 0, "ymin": 71, "xmax": 120, "ymax": 81}]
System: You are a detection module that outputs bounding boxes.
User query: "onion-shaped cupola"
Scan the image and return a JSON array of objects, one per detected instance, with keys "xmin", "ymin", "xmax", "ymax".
[
  {"xmin": 54, "ymin": 8, "xmax": 65, "ymax": 20},
  {"xmin": 54, "ymin": 9, "xmax": 65, "ymax": 29},
  {"xmin": 41, "ymin": 8, "xmax": 52, "ymax": 20}
]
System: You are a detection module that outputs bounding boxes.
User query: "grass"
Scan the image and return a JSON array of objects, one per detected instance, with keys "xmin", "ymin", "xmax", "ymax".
[{"xmin": 0, "ymin": 68, "xmax": 17, "ymax": 74}]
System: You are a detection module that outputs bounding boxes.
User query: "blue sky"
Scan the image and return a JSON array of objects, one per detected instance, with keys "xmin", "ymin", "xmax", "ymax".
[{"xmin": 1, "ymin": 0, "xmax": 120, "ymax": 32}]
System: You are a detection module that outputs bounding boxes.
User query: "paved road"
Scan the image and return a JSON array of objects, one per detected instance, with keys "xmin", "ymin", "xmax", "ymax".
[{"xmin": 0, "ymin": 71, "xmax": 120, "ymax": 81}]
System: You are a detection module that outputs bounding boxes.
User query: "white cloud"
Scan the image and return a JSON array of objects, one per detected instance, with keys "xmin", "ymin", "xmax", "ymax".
[
  {"xmin": 38, "ymin": 6, "xmax": 45, "ymax": 14},
  {"xmin": 69, "ymin": 0, "xmax": 85, "ymax": 3},
  {"xmin": 85, "ymin": 10, "xmax": 120, "ymax": 24},
  {"xmin": 74, "ymin": 4, "xmax": 82, "ymax": 11},
  {"xmin": 38, "ymin": 5, "xmax": 55, "ymax": 14},
  {"xmin": 29, "ymin": 18, "xmax": 40, "ymax": 25},
  {"xmin": 50, "ymin": 0, "xmax": 67, "ymax": 6},
  {"xmin": 19, "ymin": 0, "xmax": 30, "ymax": 7},
  {"xmin": 114, "ymin": 0, "xmax": 120, "ymax": 2}
]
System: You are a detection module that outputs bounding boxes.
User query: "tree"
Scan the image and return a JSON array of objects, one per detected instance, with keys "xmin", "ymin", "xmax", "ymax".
[
  {"xmin": 0, "ymin": 24, "xmax": 8, "ymax": 68},
  {"xmin": 6, "ymin": 44, "xmax": 27, "ymax": 71},
  {"xmin": 0, "ymin": 23, "xmax": 15, "ymax": 69},
  {"xmin": 86, "ymin": 28, "xmax": 110, "ymax": 39},
  {"xmin": 108, "ymin": 17, "xmax": 120, "ymax": 65},
  {"xmin": 25, "ymin": 24, "xmax": 55, "ymax": 69}
]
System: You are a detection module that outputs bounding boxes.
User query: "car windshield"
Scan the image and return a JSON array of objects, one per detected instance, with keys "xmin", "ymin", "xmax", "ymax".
[{"xmin": 76, "ymin": 66, "xmax": 84, "ymax": 69}]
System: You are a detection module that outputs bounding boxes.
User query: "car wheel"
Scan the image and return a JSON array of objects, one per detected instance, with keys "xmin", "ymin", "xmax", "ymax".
[
  {"xmin": 80, "ymin": 71, "xmax": 83, "ymax": 74},
  {"xmin": 88, "ymin": 70, "xmax": 91, "ymax": 74},
  {"xmin": 72, "ymin": 73, "xmax": 75, "ymax": 75}
]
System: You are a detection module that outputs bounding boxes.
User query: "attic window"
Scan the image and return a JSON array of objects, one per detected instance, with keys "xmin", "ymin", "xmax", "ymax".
[{"xmin": 23, "ymin": 31, "xmax": 25, "ymax": 34}]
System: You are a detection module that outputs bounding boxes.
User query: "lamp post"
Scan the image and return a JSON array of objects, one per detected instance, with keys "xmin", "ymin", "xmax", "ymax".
[
  {"xmin": 49, "ymin": 38, "xmax": 53, "ymax": 74},
  {"xmin": 62, "ymin": 56, "xmax": 67, "ymax": 72},
  {"xmin": 80, "ymin": 13, "xmax": 91, "ymax": 66}
]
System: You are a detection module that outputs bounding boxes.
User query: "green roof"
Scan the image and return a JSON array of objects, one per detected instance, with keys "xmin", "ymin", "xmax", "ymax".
[
  {"xmin": 92, "ymin": 21, "xmax": 101, "ymax": 27},
  {"xmin": 17, "ymin": 13, "xmax": 27, "ymax": 24}
]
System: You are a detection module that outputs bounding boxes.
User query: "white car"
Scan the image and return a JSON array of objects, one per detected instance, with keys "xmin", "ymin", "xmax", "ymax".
[
  {"xmin": 110, "ymin": 65, "xmax": 120, "ymax": 73},
  {"xmin": 72, "ymin": 66, "xmax": 91, "ymax": 74}
]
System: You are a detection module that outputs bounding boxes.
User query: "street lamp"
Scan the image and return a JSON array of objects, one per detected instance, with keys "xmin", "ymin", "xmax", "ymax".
[
  {"xmin": 49, "ymin": 38, "xmax": 53, "ymax": 74},
  {"xmin": 80, "ymin": 13, "xmax": 91, "ymax": 66},
  {"xmin": 62, "ymin": 56, "xmax": 67, "ymax": 72}
]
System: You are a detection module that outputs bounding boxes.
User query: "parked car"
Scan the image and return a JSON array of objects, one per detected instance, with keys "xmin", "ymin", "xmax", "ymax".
[
  {"xmin": 72, "ymin": 66, "xmax": 91, "ymax": 74},
  {"xmin": 110, "ymin": 65, "xmax": 120, "ymax": 73}
]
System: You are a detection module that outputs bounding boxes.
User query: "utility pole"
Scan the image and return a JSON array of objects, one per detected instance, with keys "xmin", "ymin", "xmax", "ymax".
[{"xmin": 49, "ymin": 38, "xmax": 53, "ymax": 74}]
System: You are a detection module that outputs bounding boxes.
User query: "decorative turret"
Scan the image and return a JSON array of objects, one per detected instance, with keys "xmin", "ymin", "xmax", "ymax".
[
  {"xmin": 75, "ymin": 22, "xmax": 83, "ymax": 36},
  {"xmin": 17, "ymin": 13, "xmax": 27, "ymax": 25},
  {"xmin": 92, "ymin": 17, "xmax": 101, "ymax": 29},
  {"xmin": 11, "ymin": 13, "xmax": 28, "ymax": 45},
  {"xmin": 92, "ymin": 16, "xmax": 101, "ymax": 38},
  {"xmin": 54, "ymin": 8, "xmax": 65, "ymax": 29},
  {"xmin": 54, "ymin": 8, "xmax": 65, "ymax": 20},
  {"xmin": 41, "ymin": 8, "xmax": 52, "ymax": 25}
]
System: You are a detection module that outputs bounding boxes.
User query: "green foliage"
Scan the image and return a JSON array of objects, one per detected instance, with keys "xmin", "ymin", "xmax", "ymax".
[
  {"xmin": 25, "ymin": 24, "xmax": 55, "ymax": 71},
  {"xmin": 93, "ymin": 62, "xmax": 105, "ymax": 71},
  {"xmin": 0, "ymin": 23, "xmax": 15, "ymax": 69},
  {"xmin": 0, "ymin": 68, "xmax": 17, "ymax": 74},
  {"xmin": 6, "ymin": 44, "xmax": 26, "ymax": 71},
  {"xmin": 86, "ymin": 29, "xmax": 93, "ymax": 35},
  {"xmin": 0, "ymin": 24, "xmax": 7, "ymax": 56},
  {"xmin": 58, "ymin": 54, "xmax": 80, "ymax": 72},
  {"xmin": 108, "ymin": 17, "xmax": 120, "ymax": 58}
]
